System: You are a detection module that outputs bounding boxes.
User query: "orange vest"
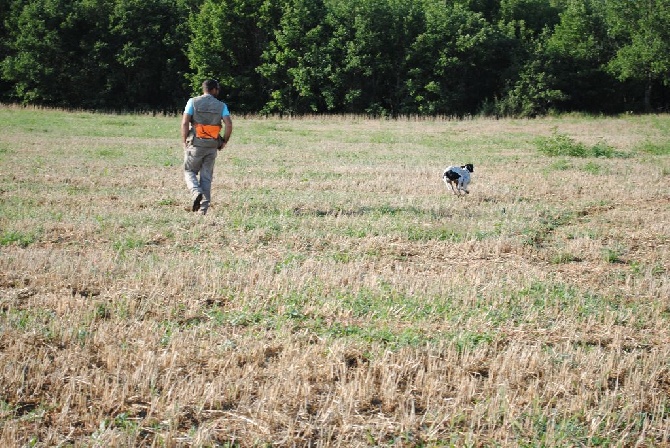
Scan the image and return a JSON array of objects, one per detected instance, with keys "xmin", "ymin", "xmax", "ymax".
[{"xmin": 190, "ymin": 94, "xmax": 225, "ymax": 148}]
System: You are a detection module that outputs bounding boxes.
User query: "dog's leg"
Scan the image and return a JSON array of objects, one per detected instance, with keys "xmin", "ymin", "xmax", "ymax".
[{"xmin": 458, "ymin": 179, "xmax": 470, "ymax": 195}]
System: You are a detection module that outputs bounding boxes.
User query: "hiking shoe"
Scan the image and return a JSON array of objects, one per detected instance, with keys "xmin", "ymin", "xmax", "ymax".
[{"xmin": 192, "ymin": 193, "xmax": 203, "ymax": 212}]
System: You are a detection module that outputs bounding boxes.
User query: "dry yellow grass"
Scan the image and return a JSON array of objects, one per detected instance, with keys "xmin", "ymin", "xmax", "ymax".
[{"xmin": 0, "ymin": 107, "xmax": 669, "ymax": 446}]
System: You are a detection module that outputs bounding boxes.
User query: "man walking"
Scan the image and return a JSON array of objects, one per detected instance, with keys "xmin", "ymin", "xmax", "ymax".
[{"xmin": 181, "ymin": 79, "xmax": 233, "ymax": 215}]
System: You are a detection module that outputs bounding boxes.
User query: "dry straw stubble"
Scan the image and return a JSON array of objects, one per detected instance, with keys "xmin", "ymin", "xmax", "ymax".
[{"xmin": 0, "ymin": 107, "xmax": 669, "ymax": 446}]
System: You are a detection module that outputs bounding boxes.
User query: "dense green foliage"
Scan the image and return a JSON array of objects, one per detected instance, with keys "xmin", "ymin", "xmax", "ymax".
[{"xmin": 1, "ymin": 0, "xmax": 669, "ymax": 116}]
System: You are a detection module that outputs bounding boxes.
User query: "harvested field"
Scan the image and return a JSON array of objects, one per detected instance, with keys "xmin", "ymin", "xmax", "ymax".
[{"xmin": 1, "ymin": 107, "xmax": 669, "ymax": 446}]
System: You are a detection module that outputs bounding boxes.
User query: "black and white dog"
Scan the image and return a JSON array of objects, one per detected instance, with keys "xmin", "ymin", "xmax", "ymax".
[{"xmin": 442, "ymin": 163, "xmax": 474, "ymax": 195}]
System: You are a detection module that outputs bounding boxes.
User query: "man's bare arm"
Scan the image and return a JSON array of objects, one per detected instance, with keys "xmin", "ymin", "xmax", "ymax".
[
  {"xmin": 221, "ymin": 115, "xmax": 233, "ymax": 144},
  {"xmin": 181, "ymin": 113, "xmax": 191, "ymax": 145}
]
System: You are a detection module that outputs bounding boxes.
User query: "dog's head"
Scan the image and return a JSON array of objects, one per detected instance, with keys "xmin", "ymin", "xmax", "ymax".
[{"xmin": 462, "ymin": 163, "xmax": 474, "ymax": 173}]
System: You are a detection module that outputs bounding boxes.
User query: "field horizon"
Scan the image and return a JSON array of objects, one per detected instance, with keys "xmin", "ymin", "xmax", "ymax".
[{"xmin": 1, "ymin": 106, "xmax": 669, "ymax": 447}]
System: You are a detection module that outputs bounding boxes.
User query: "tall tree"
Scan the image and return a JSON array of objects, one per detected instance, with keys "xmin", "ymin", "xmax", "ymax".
[
  {"xmin": 187, "ymin": 0, "xmax": 279, "ymax": 112},
  {"xmin": 257, "ymin": 0, "xmax": 330, "ymax": 114},
  {"xmin": 1, "ymin": 0, "xmax": 116, "ymax": 107},
  {"xmin": 545, "ymin": 0, "xmax": 622, "ymax": 113},
  {"xmin": 0, "ymin": 0, "xmax": 16, "ymax": 102},
  {"xmin": 605, "ymin": 0, "xmax": 670, "ymax": 111},
  {"xmin": 2, "ymin": 0, "xmax": 78, "ymax": 105},
  {"xmin": 105, "ymin": 0, "xmax": 190, "ymax": 111},
  {"xmin": 499, "ymin": 0, "xmax": 561, "ymax": 35},
  {"xmin": 492, "ymin": 0, "xmax": 566, "ymax": 116},
  {"xmin": 1, "ymin": 0, "xmax": 190, "ymax": 110},
  {"xmin": 495, "ymin": 33, "xmax": 567, "ymax": 117},
  {"xmin": 406, "ymin": 1, "xmax": 506, "ymax": 116},
  {"xmin": 258, "ymin": 0, "xmax": 424, "ymax": 116},
  {"xmin": 342, "ymin": 0, "xmax": 423, "ymax": 116}
]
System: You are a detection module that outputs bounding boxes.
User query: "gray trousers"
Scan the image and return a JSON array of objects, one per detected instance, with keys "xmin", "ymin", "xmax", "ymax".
[{"xmin": 184, "ymin": 145, "xmax": 218, "ymax": 213}]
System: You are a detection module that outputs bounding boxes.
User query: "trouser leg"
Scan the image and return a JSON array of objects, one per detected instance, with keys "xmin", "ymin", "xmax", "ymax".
[
  {"xmin": 184, "ymin": 148, "xmax": 204, "ymax": 199},
  {"xmin": 183, "ymin": 146, "xmax": 217, "ymax": 213},
  {"xmin": 198, "ymin": 151, "xmax": 217, "ymax": 213}
]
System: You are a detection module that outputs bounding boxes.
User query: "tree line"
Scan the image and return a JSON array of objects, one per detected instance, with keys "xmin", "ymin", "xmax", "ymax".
[{"xmin": 1, "ymin": 0, "xmax": 669, "ymax": 117}]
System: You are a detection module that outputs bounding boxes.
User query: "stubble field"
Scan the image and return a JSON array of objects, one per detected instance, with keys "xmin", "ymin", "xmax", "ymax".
[{"xmin": 0, "ymin": 106, "xmax": 669, "ymax": 447}]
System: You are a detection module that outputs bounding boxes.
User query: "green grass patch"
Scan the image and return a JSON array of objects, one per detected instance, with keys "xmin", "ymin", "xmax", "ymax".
[
  {"xmin": 93, "ymin": 148, "xmax": 124, "ymax": 159},
  {"xmin": 637, "ymin": 141, "xmax": 670, "ymax": 155},
  {"xmin": 0, "ymin": 142, "xmax": 9, "ymax": 160},
  {"xmin": 112, "ymin": 235, "xmax": 148, "ymax": 252},
  {"xmin": 602, "ymin": 247, "xmax": 624, "ymax": 264},
  {"xmin": 549, "ymin": 158, "xmax": 572, "ymax": 171},
  {"xmin": 582, "ymin": 161, "xmax": 603, "ymax": 174},
  {"xmin": 1, "ymin": 229, "xmax": 37, "ymax": 247},
  {"xmin": 537, "ymin": 130, "xmax": 628, "ymax": 158},
  {"xmin": 550, "ymin": 252, "xmax": 580, "ymax": 264}
]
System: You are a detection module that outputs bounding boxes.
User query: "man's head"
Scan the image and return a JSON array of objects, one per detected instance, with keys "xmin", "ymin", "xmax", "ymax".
[{"xmin": 202, "ymin": 79, "xmax": 220, "ymax": 95}]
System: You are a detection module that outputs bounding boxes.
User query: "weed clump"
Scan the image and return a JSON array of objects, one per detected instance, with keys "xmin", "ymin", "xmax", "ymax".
[{"xmin": 537, "ymin": 129, "xmax": 626, "ymax": 158}]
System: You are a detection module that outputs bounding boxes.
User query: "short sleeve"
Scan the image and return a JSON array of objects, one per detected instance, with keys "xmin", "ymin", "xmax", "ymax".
[
  {"xmin": 222, "ymin": 103, "xmax": 230, "ymax": 117},
  {"xmin": 184, "ymin": 98, "xmax": 194, "ymax": 115}
]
